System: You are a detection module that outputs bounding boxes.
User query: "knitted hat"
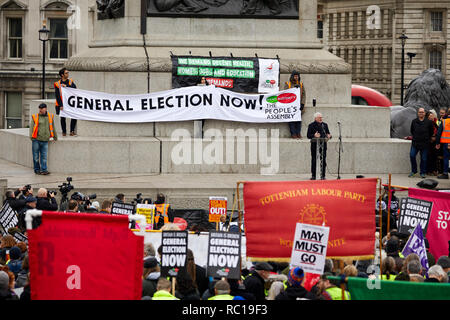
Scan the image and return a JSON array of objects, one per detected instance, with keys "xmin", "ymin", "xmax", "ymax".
[
  {"xmin": 144, "ymin": 257, "xmax": 158, "ymax": 269},
  {"xmin": 9, "ymin": 246, "xmax": 22, "ymax": 260},
  {"xmin": 0, "ymin": 271, "xmax": 9, "ymax": 290},
  {"xmin": 288, "ymin": 267, "xmax": 305, "ymax": 287}
]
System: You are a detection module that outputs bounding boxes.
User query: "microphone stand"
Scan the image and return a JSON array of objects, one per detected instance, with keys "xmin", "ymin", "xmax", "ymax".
[{"xmin": 337, "ymin": 122, "xmax": 342, "ymax": 180}]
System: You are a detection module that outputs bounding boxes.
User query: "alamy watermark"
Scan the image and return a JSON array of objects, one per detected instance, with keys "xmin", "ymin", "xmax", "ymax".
[
  {"xmin": 366, "ymin": 5, "xmax": 381, "ymax": 30},
  {"xmin": 170, "ymin": 128, "xmax": 280, "ymax": 175}
]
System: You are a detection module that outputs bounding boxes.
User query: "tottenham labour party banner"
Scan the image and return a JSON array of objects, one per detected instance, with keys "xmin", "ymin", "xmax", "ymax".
[
  {"xmin": 243, "ymin": 179, "xmax": 377, "ymax": 260},
  {"xmin": 28, "ymin": 211, "xmax": 144, "ymax": 300},
  {"xmin": 408, "ymin": 188, "xmax": 450, "ymax": 261}
]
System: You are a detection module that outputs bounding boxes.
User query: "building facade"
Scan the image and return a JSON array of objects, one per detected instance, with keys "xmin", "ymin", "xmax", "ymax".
[
  {"xmin": 0, "ymin": 0, "xmax": 89, "ymax": 129},
  {"xmin": 320, "ymin": 0, "xmax": 449, "ymax": 105}
]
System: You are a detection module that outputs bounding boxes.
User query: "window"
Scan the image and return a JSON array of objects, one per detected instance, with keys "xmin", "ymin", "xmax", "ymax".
[
  {"xmin": 8, "ymin": 18, "xmax": 22, "ymax": 58},
  {"xmin": 431, "ymin": 11, "xmax": 443, "ymax": 32},
  {"xmin": 5, "ymin": 92, "xmax": 22, "ymax": 129},
  {"xmin": 329, "ymin": 14, "xmax": 334, "ymax": 39},
  {"xmin": 429, "ymin": 50, "xmax": 442, "ymax": 70},
  {"xmin": 49, "ymin": 18, "xmax": 68, "ymax": 59},
  {"xmin": 352, "ymin": 96, "xmax": 369, "ymax": 106},
  {"xmin": 317, "ymin": 20, "xmax": 323, "ymax": 39}
]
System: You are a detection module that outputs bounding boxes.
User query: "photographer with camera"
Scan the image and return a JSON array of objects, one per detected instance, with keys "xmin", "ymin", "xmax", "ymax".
[
  {"xmin": 36, "ymin": 188, "xmax": 58, "ymax": 211},
  {"xmin": 284, "ymin": 70, "xmax": 306, "ymax": 139},
  {"xmin": 3, "ymin": 189, "xmax": 26, "ymax": 212},
  {"xmin": 17, "ymin": 185, "xmax": 33, "ymax": 201},
  {"xmin": 65, "ymin": 192, "xmax": 96, "ymax": 213}
]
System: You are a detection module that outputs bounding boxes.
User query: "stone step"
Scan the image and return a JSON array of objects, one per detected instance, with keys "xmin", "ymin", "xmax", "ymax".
[
  {"xmin": 29, "ymin": 100, "xmax": 391, "ymax": 139},
  {"xmin": 0, "ymin": 128, "xmax": 410, "ymax": 175}
]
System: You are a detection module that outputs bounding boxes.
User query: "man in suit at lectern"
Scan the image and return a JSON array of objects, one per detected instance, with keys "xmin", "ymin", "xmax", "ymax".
[{"xmin": 307, "ymin": 112, "xmax": 331, "ymax": 180}]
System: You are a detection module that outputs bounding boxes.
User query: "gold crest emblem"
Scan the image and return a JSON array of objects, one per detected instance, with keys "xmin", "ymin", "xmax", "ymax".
[{"xmin": 299, "ymin": 204, "xmax": 327, "ymax": 226}]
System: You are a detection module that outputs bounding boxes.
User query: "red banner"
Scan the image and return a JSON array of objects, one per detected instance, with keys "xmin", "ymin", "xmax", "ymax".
[
  {"xmin": 28, "ymin": 211, "xmax": 144, "ymax": 300},
  {"xmin": 408, "ymin": 188, "xmax": 450, "ymax": 261},
  {"xmin": 243, "ymin": 179, "xmax": 377, "ymax": 260}
]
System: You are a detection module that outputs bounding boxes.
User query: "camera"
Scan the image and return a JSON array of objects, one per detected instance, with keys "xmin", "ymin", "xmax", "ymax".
[
  {"xmin": 48, "ymin": 190, "xmax": 57, "ymax": 197},
  {"xmin": 58, "ymin": 177, "xmax": 74, "ymax": 195},
  {"xmin": 71, "ymin": 192, "xmax": 96, "ymax": 202},
  {"xmin": 133, "ymin": 193, "xmax": 143, "ymax": 204}
]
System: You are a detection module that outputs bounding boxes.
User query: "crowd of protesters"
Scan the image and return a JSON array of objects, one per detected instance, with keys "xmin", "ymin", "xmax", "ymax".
[
  {"xmin": 407, "ymin": 107, "xmax": 450, "ymax": 179},
  {"xmin": 1, "ymin": 182, "xmax": 449, "ymax": 301},
  {"xmin": 1, "ymin": 227, "xmax": 449, "ymax": 301}
]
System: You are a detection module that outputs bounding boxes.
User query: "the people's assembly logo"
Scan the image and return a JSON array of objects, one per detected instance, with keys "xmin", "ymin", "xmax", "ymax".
[{"xmin": 299, "ymin": 204, "xmax": 327, "ymax": 226}]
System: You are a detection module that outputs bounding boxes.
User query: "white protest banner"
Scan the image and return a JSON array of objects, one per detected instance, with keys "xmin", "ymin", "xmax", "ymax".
[
  {"xmin": 290, "ymin": 223, "xmax": 330, "ymax": 274},
  {"xmin": 61, "ymin": 85, "xmax": 301, "ymax": 123},
  {"xmin": 161, "ymin": 231, "xmax": 188, "ymax": 277},
  {"xmin": 258, "ymin": 58, "xmax": 280, "ymax": 93}
]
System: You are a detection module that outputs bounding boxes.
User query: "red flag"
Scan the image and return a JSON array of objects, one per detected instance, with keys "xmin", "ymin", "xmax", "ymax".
[
  {"xmin": 243, "ymin": 179, "xmax": 377, "ymax": 260},
  {"xmin": 408, "ymin": 188, "xmax": 450, "ymax": 261},
  {"xmin": 28, "ymin": 211, "xmax": 144, "ymax": 300}
]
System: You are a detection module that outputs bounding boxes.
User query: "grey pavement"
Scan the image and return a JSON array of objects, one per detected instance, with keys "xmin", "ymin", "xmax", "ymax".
[{"xmin": 2, "ymin": 158, "xmax": 449, "ymax": 192}]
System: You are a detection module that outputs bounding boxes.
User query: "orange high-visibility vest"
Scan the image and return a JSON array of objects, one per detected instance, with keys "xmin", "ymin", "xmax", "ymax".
[
  {"xmin": 31, "ymin": 113, "xmax": 55, "ymax": 139},
  {"xmin": 54, "ymin": 79, "xmax": 73, "ymax": 107},
  {"xmin": 154, "ymin": 204, "xmax": 170, "ymax": 224},
  {"xmin": 286, "ymin": 81, "xmax": 302, "ymax": 92},
  {"xmin": 440, "ymin": 119, "xmax": 450, "ymax": 144}
]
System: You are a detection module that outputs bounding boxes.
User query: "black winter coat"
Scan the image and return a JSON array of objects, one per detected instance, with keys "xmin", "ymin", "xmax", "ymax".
[
  {"xmin": 410, "ymin": 118, "xmax": 434, "ymax": 150},
  {"xmin": 275, "ymin": 285, "xmax": 317, "ymax": 300},
  {"xmin": 243, "ymin": 272, "xmax": 266, "ymax": 301}
]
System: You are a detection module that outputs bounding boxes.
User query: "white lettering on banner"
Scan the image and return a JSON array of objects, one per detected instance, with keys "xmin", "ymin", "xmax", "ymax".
[
  {"xmin": 208, "ymin": 254, "xmax": 239, "ymax": 268},
  {"xmin": 437, "ymin": 211, "xmax": 449, "ymax": 229},
  {"xmin": 61, "ymin": 86, "xmax": 301, "ymax": 123},
  {"xmin": 162, "ymin": 254, "xmax": 186, "ymax": 267}
]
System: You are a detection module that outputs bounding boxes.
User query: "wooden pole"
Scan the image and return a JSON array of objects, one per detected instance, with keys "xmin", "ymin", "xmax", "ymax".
[
  {"xmin": 378, "ymin": 178, "xmax": 383, "ymax": 277},
  {"xmin": 172, "ymin": 277, "xmax": 176, "ymax": 295},
  {"xmin": 339, "ymin": 260, "xmax": 346, "ymax": 300},
  {"xmin": 237, "ymin": 182, "xmax": 243, "ymax": 233},
  {"xmin": 387, "ymin": 174, "xmax": 392, "ymax": 234}
]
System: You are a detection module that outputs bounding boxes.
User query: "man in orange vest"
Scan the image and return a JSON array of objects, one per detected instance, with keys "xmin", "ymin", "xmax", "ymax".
[
  {"xmin": 153, "ymin": 193, "xmax": 174, "ymax": 230},
  {"xmin": 284, "ymin": 70, "xmax": 306, "ymax": 139},
  {"xmin": 29, "ymin": 103, "xmax": 57, "ymax": 175},
  {"xmin": 436, "ymin": 110, "xmax": 450, "ymax": 179},
  {"xmin": 54, "ymin": 67, "xmax": 77, "ymax": 136}
]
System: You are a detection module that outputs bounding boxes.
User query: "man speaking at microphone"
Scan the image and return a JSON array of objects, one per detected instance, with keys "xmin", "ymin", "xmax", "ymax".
[{"xmin": 307, "ymin": 112, "xmax": 332, "ymax": 180}]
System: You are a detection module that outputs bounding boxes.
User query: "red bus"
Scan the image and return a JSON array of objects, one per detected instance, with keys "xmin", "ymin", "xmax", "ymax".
[{"xmin": 351, "ymin": 85, "xmax": 393, "ymax": 107}]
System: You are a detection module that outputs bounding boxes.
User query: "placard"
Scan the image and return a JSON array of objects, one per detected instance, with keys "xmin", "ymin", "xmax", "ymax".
[
  {"xmin": 135, "ymin": 203, "xmax": 155, "ymax": 231},
  {"xmin": 207, "ymin": 231, "xmax": 241, "ymax": 279},
  {"xmin": 111, "ymin": 202, "xmax": 135, "ymax": 216},
  {"xmin": 209, "ymin": 197, "xmax": 227, "ymax": 223},
  {"xmin": 398, "ymin": 197, "xmax": 433, "ymax": 235},
  {"xmin": 160, "ymin": 231, "xmax": 188, "ymax": 277},
  {"xmin": 0, "ymin": 202, "xmax": 18, "ymax": 235},
  {"xmin": 290, "ymin": 223, "xmax": 330, "ymax": 274}
]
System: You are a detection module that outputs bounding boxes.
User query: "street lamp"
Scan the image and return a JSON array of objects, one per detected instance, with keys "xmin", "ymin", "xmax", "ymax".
[
  {"xmin": 399, "ymin": 32, "xmax": 408, "ymax": 106},
  {"xmin": 39, "ymin": 21, "xmax": 50, "ymax": 99}
]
